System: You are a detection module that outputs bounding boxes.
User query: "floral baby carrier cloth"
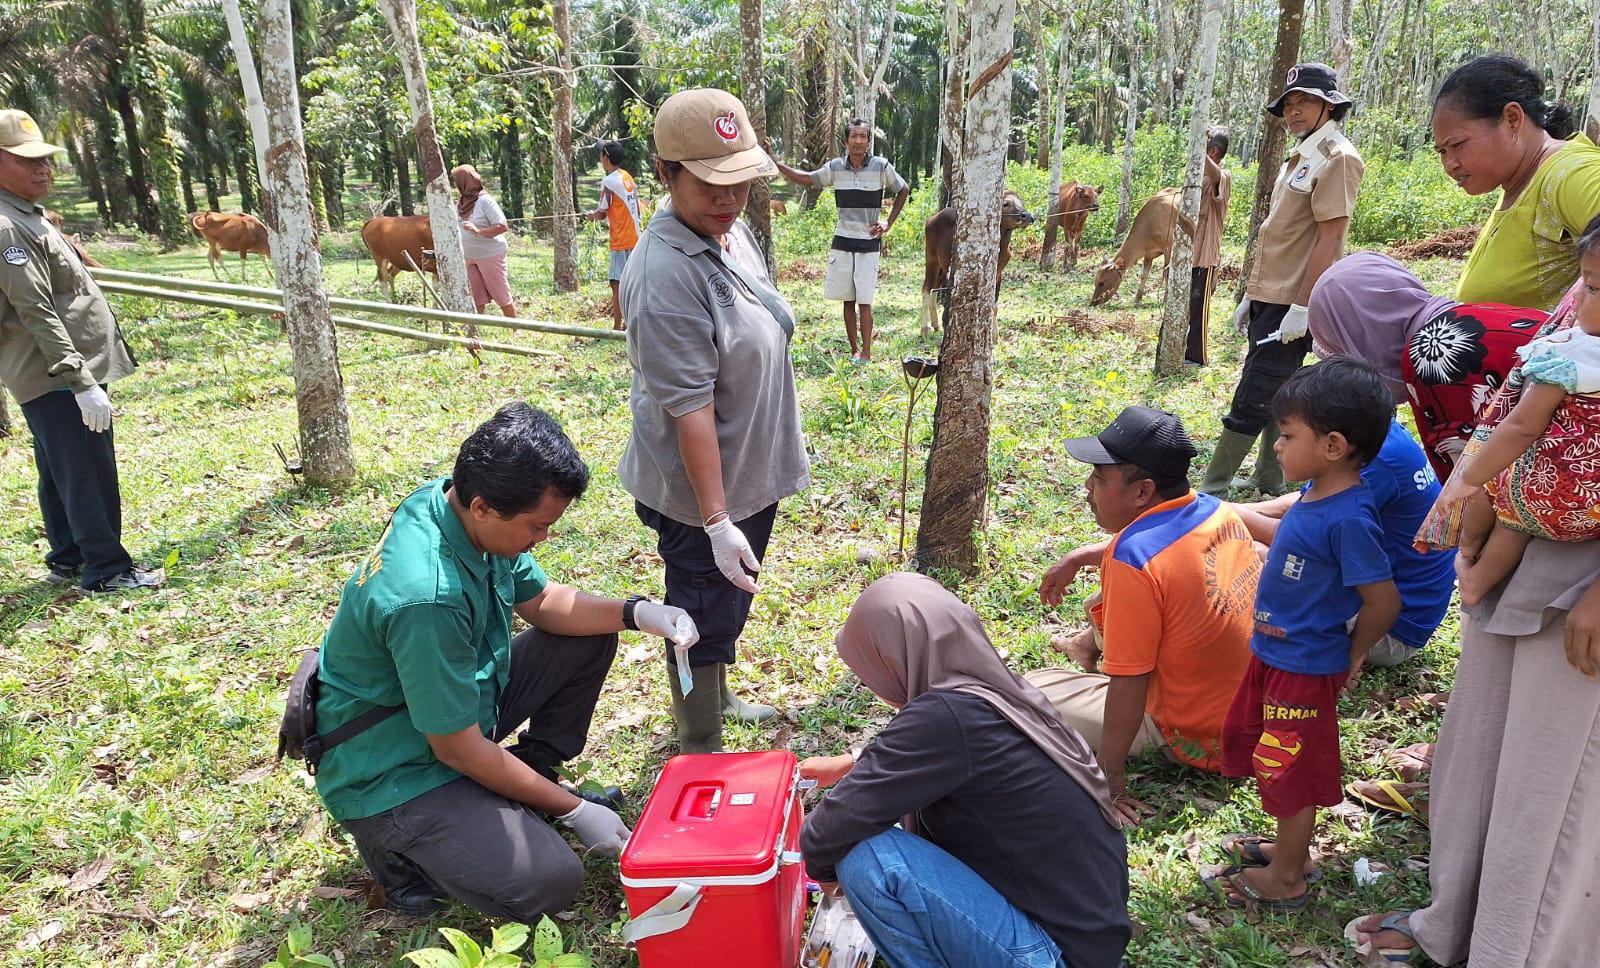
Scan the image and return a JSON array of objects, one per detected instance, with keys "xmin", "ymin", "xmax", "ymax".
[{"xmin": 1415, "ymin": 282, "xmax": 1600, "ymax": 550}]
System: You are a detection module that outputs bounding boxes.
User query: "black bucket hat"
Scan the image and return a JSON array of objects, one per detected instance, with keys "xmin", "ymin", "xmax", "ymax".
[{"xmin": 1266, "ymin": 63, "xmax": 1352, "ymax": 117}]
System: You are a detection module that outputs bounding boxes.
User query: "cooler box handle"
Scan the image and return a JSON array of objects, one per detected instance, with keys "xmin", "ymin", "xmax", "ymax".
[{"xmin": 622, "ymin": 881, "xmax": 703, "ymax": 946}]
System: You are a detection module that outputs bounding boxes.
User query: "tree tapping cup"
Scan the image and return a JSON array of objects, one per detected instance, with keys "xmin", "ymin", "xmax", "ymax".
[{"xmin": 899, "ymin": 356, "xmax": 940, "ymax": 558}]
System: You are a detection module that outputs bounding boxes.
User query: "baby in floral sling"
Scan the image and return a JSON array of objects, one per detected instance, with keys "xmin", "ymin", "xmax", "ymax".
[{"xmin": 1420, "ymin": 213, "xmax": 1600, "ymax": 605}]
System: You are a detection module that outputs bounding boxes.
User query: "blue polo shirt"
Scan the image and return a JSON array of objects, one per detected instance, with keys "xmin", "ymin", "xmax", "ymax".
[
  {"xmin": 1362, "ymin": 420, "xmax": 1456, "ymax": 648},
  {"xmin": 313, "ymin": 478, "xmax": 549, "ymax": 822},
  {"xmin": 1252, "ymin": 483, "xmax": 1392, "ymax": 675}
]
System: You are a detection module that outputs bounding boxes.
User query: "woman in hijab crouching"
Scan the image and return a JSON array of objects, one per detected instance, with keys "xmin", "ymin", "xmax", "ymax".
[{"xmin": 798, "ymin": 573, "xmax": 1132, "ymax": 968}]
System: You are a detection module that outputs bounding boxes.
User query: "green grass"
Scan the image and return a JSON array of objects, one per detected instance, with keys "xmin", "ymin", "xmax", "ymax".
[{"xmin": 0, "ymin": 187, "xmax": 1462, "ymax": 965}]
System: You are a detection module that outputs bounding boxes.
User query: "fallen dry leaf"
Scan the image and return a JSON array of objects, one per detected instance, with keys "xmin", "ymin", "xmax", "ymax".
[
  {"xmin": 232, "ymin": 764, "xmax": 275, "ymax": 785},
  {"xmin": 18, "ymin": 919, "xmax": 62, "ymax": 951},
  {"xmin": 67, "ymin": 855, "xmax": 114, "ymax": 893},
  {"xmin": 312, "ymin": 886, "xmax": 360, "ymax": 900},
  {"xmin": 1183, "ymin": 911, "xmax": 1214, "ymax": 934},
  {"xmin": 228, "ymin": 891, "xmax": 272, "ymax": 913}
]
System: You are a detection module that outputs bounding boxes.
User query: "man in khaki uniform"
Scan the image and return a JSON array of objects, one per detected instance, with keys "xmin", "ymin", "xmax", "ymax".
[
  {"xmin": 1200, "ymin": 65, "xmax": 1363, "ymax": 497},
  {"xmin": 1186, "ymin": 127, "xmax": 1232, "ymax": 366},
  {"xmin": 0, "ymin": 110, "xmax": 160, "ymax": 593}
]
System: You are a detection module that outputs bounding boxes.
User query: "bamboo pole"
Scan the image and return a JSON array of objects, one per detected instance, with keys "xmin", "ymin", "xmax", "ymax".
[
  {"xmin": 95, "ymin": 281, "xmax": 560, "ymax": 358},
  {"xmin": 89, "ymin": 268, "xmax": 625, "ymax": 341}
]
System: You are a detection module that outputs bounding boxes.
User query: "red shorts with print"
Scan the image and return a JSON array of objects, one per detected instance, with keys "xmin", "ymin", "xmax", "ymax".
[{"xmin": 1221, "ymin": 656, "xmax": 1344, "ymax": 818}]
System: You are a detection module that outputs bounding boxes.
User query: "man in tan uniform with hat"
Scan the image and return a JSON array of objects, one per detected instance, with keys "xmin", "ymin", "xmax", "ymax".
[{"xmin": 0, "ymin": 109, "xmax": 161, "ymax": 593}]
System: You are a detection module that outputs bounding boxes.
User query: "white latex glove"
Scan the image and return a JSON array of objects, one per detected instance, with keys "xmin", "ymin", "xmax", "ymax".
[
  {"xmin": 1233, "ymin": 299, "xmax": 1252, "ymax": 334},
  {"xmin": 704, "ymin": 516, "xmax": 760, "ymax": 593},
  {"xmin": 1278, "ymin": 303, "xmax": 1310, "ymax": 343},
  {"xmin": 74, "ymin": 386, "xmax": 112, "ymax": 433},
  {"xmin": 633, "ymin": 601, "xmax": 699, "ymax": 649},
  {"xmin": 558, "ymin": 799, "xmax": 631, "ymax": 858}
]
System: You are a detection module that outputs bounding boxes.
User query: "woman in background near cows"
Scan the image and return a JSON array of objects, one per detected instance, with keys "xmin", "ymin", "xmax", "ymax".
[
  {"xmin": 617, "ymin": 88, "xmax": 809, "ymax": 754},
  {"xmin": 1199, "ymin": 63, "xmax": 1363, "ymax": 498},
  {"xmin": 451, "ymin": 164, "xmax": 517, "ymax": 318},
  {"xmin": 1437, "ymin": 54, "xmax": 1600, "ymax": 312},
  {"xmin": 1307, "ymin": 252, "xmax": 1545, "ymax": 479},
  {"xmin": 799, "ymin": 573, "xmax": 1131, "ymax": 968}
]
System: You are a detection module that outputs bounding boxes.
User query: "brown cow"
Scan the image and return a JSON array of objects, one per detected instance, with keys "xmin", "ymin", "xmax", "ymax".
[
  {"xmin": 769, "ymin": 198, "xmax": 788, "ymax": 216},
  {"xmin": 1089, "ymin": 188, "xmax": 1196, "ymax": 307},
  {"xmin": 920, "ymin": 190, "xmax": 1036, "ymax": 334},
  {"xmin": 360, "ymin": 215, "xmax": 438, "ymax": 302},
  {"xmin": 189, "ymin": 211, "xmax": 272, "ymax": 281},
  {"xmin": 1041, "ymin": 181, "xmax": 1101, "ymax": 270},
  {"xmin": 44, "ymin": 210, "xmax": 101, "ymax": 268}
]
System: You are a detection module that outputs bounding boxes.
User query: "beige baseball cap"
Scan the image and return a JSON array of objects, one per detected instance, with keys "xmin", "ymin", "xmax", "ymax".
[
  {"xmin": 0, "ymin": 110, "xmax": 64, "ymax": 159},
  {"xmin": 653, "ymin": 89, "xmax": 776, "ymax": 185}
]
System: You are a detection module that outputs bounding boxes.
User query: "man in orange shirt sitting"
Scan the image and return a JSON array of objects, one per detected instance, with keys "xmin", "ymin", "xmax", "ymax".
[{"xmin": 1028, "ymin": 407, "xmax": 1261, "ymax": 814}]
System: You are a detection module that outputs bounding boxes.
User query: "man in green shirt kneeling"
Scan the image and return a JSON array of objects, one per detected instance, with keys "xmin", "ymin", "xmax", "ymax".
[{"xmin": 314, "ymin": 403, "xmax": 698, "ymax": 919}]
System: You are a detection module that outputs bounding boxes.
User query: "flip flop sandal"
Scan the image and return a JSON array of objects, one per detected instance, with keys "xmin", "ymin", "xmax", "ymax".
[
  {"xmin": 1217, "ymin": 833, "xmax": 1323, "ymax": 883},
  {"xmin": 1199, "ymin": 863, "xmax": 1311, "ymax": 913},
  {"xmin": 1343, "ymin": 912, "xmax": 1419, "ymax": 963},
  {"xmin": 1346, "ymin": 779, "xmax": 1430, "ymax": 824}
]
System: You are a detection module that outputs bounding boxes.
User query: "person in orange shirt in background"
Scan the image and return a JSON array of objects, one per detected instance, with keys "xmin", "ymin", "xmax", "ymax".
[
  {"xmin": 587, "ymin": 140, "xmax": 641, "ymax": 330},
  {"xmin": 1030, "ymin": 406, "xmax": 1261, "ymax": 816}
]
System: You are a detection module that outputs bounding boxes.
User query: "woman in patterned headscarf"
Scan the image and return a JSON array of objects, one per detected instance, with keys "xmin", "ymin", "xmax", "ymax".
[{"xmin": 1308, "ymin": 252, "xmax": 1545, "ymax": 479}]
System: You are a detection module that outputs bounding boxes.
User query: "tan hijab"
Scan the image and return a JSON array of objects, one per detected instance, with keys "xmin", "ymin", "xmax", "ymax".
[
  {"xmin": 452, "ymin": 164, "xmax": 485, "ymax": 219},
  {"xmin": 836, "ymin": 572, "xmax": 1121, "ymax": 828}
]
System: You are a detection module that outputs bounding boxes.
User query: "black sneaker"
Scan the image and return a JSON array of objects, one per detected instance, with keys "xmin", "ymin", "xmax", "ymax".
[
  {"xmin": 86, "ymin": 566, "xmax": 166, "ymax": 595},
  {"xmin": 44, "ymin": 565, "xmax": 81, "ymax": 586},
  {"xmin": 381, "ymin": 879, "xmax": 448, "ymax": 918}
]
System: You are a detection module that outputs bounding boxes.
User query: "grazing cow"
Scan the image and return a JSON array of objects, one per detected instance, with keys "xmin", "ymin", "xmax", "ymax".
[
  {"xmin": 189, "ymin": 211, "xmax": 272, "ymax": 281},
  {"xmin": 1089, "ymin": 188, "xmax": 1195, "ymax": 307},
  {"xmin": 920, "ymin": 190, "xmax": 1036, "ymax": 334},
  {"xmin": 44, "ymin": 210, "xmax": 101, "ymax": 268},
  {"xmin": 1042, "ymin": 181, "xmax": 1101, "ymax": 270},
  {"xmin": 769, "ymin": 198, "xmax": 788, "ymax": 216},
  {"xmin": 360, "ymin": 214, "xmax": 438, "ymax": 302}
]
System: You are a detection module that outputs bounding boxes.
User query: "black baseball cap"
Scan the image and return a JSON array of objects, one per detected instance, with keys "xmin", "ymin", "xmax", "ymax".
[
  {"xmin": 1064, "ymin": 406, "xmax": 1198, "ymax": 480},
  {"xmin": 1266, "ymin": 63, "xmax": 1352, "ymax": 117}
]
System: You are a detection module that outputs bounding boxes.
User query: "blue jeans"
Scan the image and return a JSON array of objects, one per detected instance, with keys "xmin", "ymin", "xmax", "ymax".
[{"xmin": 836, "ymin": 829, "xmax": 1068, "ymax": 968}]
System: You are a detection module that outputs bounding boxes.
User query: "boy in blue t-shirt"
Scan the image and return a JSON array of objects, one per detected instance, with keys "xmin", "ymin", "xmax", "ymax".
[{"xmin": 1210, "ymin": 357, "xmax": 1401, "ymax": 911}]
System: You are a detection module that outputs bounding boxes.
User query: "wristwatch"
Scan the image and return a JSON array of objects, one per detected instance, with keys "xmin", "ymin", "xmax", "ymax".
[{"xmin": 621, "ymin": 594, "xmax": 649, "ymax": 632}]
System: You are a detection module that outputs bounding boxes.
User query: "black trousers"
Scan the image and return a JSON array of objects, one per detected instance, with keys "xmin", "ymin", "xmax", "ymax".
[
  {"xmin": 1186, "ymin": 266, "xmax": 1213, "ymax": 365},
  {"xmin": 340, "ymin": 627, "xmax": 617, "ymax": 922},
  {"xmin": 1221, "ymin": 301, "xmax": 1311, "ymax": 436},
  {"xmin": 20, "ymin": 388, "xmax": 133, "ymax": 586},
  {"xmin": 636, "ymin": 501, "xmax": 778, "ymax": 667}
]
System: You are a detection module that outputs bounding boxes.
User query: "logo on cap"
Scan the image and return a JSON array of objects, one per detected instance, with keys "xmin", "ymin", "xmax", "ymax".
[
  {"xmin": 1285, "ymin": 66, "xmax": 1300, "ymax": 86},
  {"xmin": 19, "ymin": 118, "xmax": 38, "ymax": 136},
  {"xmin": 713, "ymin": 112, "xmax": 739, "ymax": 143}
]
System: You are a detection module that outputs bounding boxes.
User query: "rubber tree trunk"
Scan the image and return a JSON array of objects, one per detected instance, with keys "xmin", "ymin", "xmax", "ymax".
[
  {"xmin": 1155, "ymin": 0, "xmax": 1224, "ymax": 375},
  {"xmin": 1032, "ymin": 0, "xmax": 1051, "ymax": 169},
  {"xmin": 916, "ymin": 0, "xmax": 1014, "ymax": 576},
  {"xmin": 1114, "ymin": 2, "xmax": 1137, "ymax": 237},
  {"xmin": 740, "ymin": 0, "xmax": 775, "ymax": 275},
  {"xmin": 936, "ymin": 0, "xmax": 965, "ymax": 209},
  {"xmin": 254, "ymin": 0, "xmax": 357, "ymax": 487},
  {"xmin": 550, "ymin": 0, "xmax": 579, "ymax": 293},
  {"xmin": 378, "ymin": 0, "xmax": 474, "ymax": 313},
  {"xmin": 1236, "ymin": 0, "xmax": 1305, "ymax": 302},
  {"xmin": 222, "ymin": 0, "xmax": 272, "ymax": 204},
  {"xmin": 1587, "ymin": 0, "xmax": 1600, "ymax": 143},
  {"xmin": 1040, "ymin": 20, "xmax": 1070, "ymax": 270},
  {"xmin": 848, "ymin": 0, "xmax": 897, "ymax": 147},
  {"xmin": 127, "ymin": 0, "xmax": 188, "ymax": 245},
  {"xmin": 1326, "ymin": 0, "xmax": 1352, "ymax": 85}
]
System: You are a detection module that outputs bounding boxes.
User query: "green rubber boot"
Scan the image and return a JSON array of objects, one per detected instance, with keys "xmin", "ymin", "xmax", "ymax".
[
  {"xmin": 719, "ymin": 664, "xmax": 777, "ymax": 723},
  {"xmin": 667, "ymin": 660, "xmax": 723, "ymax": 753},
  {"xmin": 1199, "ymin": 429, "xmax": 1257, "ymax": 496},
  {"xmin": 1246, "ymin": 423, "xmax": 1288, "ymax": 497}
]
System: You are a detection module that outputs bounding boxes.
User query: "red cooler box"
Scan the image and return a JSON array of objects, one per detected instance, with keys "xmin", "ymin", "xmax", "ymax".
[{"xmin": 620, "ymin": 751, "xmax": 808, "ymax": 967}]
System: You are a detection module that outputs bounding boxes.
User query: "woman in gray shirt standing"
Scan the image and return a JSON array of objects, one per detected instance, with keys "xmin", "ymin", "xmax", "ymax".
[{"xmin": 617, "ymin": 88, "xmax": 809, "ymax": 753}]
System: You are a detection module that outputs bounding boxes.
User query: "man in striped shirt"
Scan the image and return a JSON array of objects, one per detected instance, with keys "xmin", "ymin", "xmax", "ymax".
[{"xmin": 770, "ymin": 120, "xmax": 909, "ymax": 363}]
